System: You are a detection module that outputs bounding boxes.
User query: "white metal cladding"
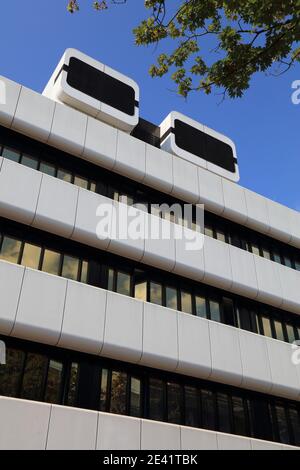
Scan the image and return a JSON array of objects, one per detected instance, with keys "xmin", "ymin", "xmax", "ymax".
[
  {"xmin": 0, "ymin": 158, "xmax": 300, "ymax": 314},
  {"xmin": 160, "ymin": 111, "xmax": 240, "ymax": 183},
  {"xmin": 1, "ymin": 260, "xmax": 300, "ymax": 401},
  {"xmin": 0, "ymin": 397, "xmax": 297, "ymax": 450},
  {"xmin": 0, "ymin": 75, "xmax": 299, "ymax": 247},
  {"xmin": 42, "ymin": 48, "xmax": 139, "ymax": 133}
]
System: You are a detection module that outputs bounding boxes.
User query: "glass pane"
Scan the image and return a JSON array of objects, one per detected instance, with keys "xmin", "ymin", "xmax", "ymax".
[
  {"xmin": 217, "ymin": 393, "xmax": 231, "ymax": 433},
  {"xmin": 237, "ymin": 306, "xmax": 252, "ymax": 332},
  {"xmin": 90, "ymin": 181, "xmax": 97, "ymax": 192},
  {"xmin": 181, "ymin": 291, "xmax": 192, "ymax": 314},
  {"xmin": 74, "ymin": 175, "xmax": 88, "ymax": 190},
  {"xmin": 130, "ymin": 377, "xmax": 141, "ymax": 417},
  {"xmin": 57, "ymin": 168, "xmax": 72, "ymax": 183},
  {"xmin": 204, "ymin": 226, "xmax": 214, "ymax": 238},
  {"xmin": 2, "ymin": 146, "xmax": 20, "ymax": 162},
  {"xmin": 100, "ymin": 368, "xmax": 108, "ymax": 411},
  {"xmin": 134, "ymin": 281, "xmax": 147, "ymax": 301},
  {"xmin": 42, "ymin": 249, "xmax": 61, "ymax": 276},
  {"xmin": 262, "ymin": 248, "xmax": 271, "ymax": 260},
  {"xmin": 0, "ymin": 236, "xmax": 22, "ymax": 263},
  {"xmin": 286, "ymin": 324, "xmax": 296, "ymax": 343},
  {"xmin": 201, "ymin": 389, "xmax": 215, "ymax": 430},
  {"xmin": 209, "ymin": 300, "xmax": 221, "ymax": 322},
  {"xmin": 39, "ymin": 161, "xmax": 56, "ymax": 177},
  {"xmin": 0, "ymin": 348, "xmax": 25, "ymax": 397},
  {"xmin": 275, "ymin": 405, "xmax": 290, "ymax": 444},
  {"xmin": 44, "ymin": 360, "xmax": 63, "ymax": 404},
  {"xmin": 232, "ymin": 396, "xmax": 247, "ymax": 436},
  {"xmin": 149, "ymin": 378, "xmax": 164, "ymax": 421},
  {"xmin": 167, "ymin": 382, "xmax": 181, "ymax": 424},
  {"xmin": 116, "ymin": 271, "xmax": 131, "ymax": 296},
  {"xmin": 61, "ymin": 255, "xmax": 79, "ymax": 281},
  {"xmin": 295, "ymin": 260, "xmax": 300, "ymax": 272},
  {"xmin": 216, "ymin": 230, "xmax": 226, "ymax": 242},
  {"xmin": 166, "ymin": 287, "xmax": 178, "ymax": 310},
  {"xmin": 274, "ymin": 320, "xmax": 285, "ymax": 342},
  {"xmin": 283, "ymin": 255, "xmax": 292, "ymax": 268},
  {"xmin": 261, "ymin": 316, "xmax": 273, "ymax": 338},
  {"xmin": 195, "ymin": 295, "xmax": 207, "ymax": 318},
  {"xmin": 21, "ymin": 243, "xmax": 41, "ymax": 270},
  {"xmin": 107, "ymin": 268, "xmax": 114, "ymax": 291},
  {"xmin": 150, "ymin": 282, "xmax": 162, "ymax": 305},
  {"xmin": 110, "ymin": 371, "xmax": 127, "ymax": 415},
  {"xmin": 80, "ymin": 261, "xmax": 89, "ymax": 284},
  {"xmin": 66, "ymin": 362, "xmax": 79, "ymax": 407},
  {"xmin": 21, "ymin": 154, "xmax": 39, "ymax": 170},
  {"xmin": 21, "ymin": 353, "xmax": 48, "ymax": 401},
  {"xmin": 184, "ymin": 386, "xmax": 199, "ymax": 427},
  {"xmin": 223, "ymin": 297, "xmax": 235, "ymax": 326},
  {"xmin": 273, "ymin": 252, "xmax": 282, "ymax": 264},
  {"xmin": 251, "ymin": 244, "xmax": 260, "ymax": 256},
  {"xmin": 289, "ymin": 408, "xmax": 300, "ymax": 446}
]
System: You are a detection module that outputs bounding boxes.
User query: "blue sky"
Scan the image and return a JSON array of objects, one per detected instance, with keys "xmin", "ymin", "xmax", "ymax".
[{"xmin": 0, "ymin": 1, "xmax": 299, "ymax": 210}]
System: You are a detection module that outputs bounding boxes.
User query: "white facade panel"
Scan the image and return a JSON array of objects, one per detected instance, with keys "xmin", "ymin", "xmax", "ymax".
[
  {"xmin": 33, "ymin": 174, "xmax": 79, "ymax": 238},
  {"xmin": 180, "ymin": 427, "xmax": 218, "ymax": 450},
  {"xmin": 58, "ymin": 281, "xmax": 106, "ymax": 355},
  {"xmin": 12, "ymin": 268, "xmax": 67, "ymax": 345},
  {"xmin": 198, "ymin": 166, "xmax": 225, "ymax": 215},
  {"xmin": 12, "ymin": 86, "xmax": 55, "ymax": 142},
  {"xmin": 173, "ymin": 228, "xmax": 205, "ymax": 281},
  {"xmin": 267, "ymin": 199, "xmax": 293, "ymax": 244},
  {"xmin": 217, "ymin": 433, "xmax": 251, "ymax": 450},
  {"xmin": 46, "ymin": 405, "xmax": 98, "ymax": 450},
  {"xmin": 114, "ymin": 131, "xmax": 146, "ymax": 182},
  {"xmin": 171, "ymin": 156, "xmax": 200, "ymax": 203},
  {"xmin": 0, "ymin": 76, "xmax": 21, "ymax": 128},
  {"xmin": 102, "ymin": 291, "xmax": 143, "ymax": 363},
  {"xmin": 0, "ymin": 261, "xmax": 25, "ymax": 335},
  {"xmin": 83, "ymin": 116, "xmax": 117, "ymax": 170},
  {"xmin": 254, "ymin": 255, "xmax": 283, "ymax": 308},
  {"xmin": 276, "ymin": 263, "xmax": 300, "ymax": 314},
  {"xmin": 143, "ymin": 144, "xmax": 173, "ymax": 194},
  {"xmin": 141, "ymin": 419, "xmax": 181, "ymax": 450},
  {"xmin": 229, "ymin": 245, "xmax": 258, "ymax": 299},
  {"xmin": 97, "ymin": 413, "xmax": 141, "ymax": 450},
  {"xmin": 222, "ymin": 178, "xmax": 247, "ymax": 224},
  {"xmin": 141, "ymin": 214, "xmax": 176, "ymax": 271},
  {"xmin": 244, "ymin": 188, "xmax": 271, "ymax": 235},
  {"xmin": 0, "ymin": 158, "xmax": 42, "ymax": 225},
  {"xmin": 203, "ymin": 235, "xmax": 233, "ymax": 291}
]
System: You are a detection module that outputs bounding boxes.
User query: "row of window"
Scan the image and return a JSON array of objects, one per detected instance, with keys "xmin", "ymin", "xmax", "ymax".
[
  {"xmin": 1, "ymin": 126, "xmax": 299, "ymax": 273},
  {"xmin": 0, "ymin": 221, "xmax": 300, "ymax": 346},
  {"xmin": 1, "ymin": 337, "xmax": 300, "ymax": 446}
]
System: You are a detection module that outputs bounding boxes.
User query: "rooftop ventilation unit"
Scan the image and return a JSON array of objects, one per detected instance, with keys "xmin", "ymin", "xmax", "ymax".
[
  {"xmin": 43, "ymin": 48, "xmax": 139, "ymax": 133},
  {"xmin": 160, "ymin": 111, "xmax": 239, "ymax": 182}
]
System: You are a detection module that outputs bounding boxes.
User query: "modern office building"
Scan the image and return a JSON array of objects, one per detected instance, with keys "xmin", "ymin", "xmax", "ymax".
[{"xmin": 0, "ymin": 49, "xmax": 300, "ymax": 450}]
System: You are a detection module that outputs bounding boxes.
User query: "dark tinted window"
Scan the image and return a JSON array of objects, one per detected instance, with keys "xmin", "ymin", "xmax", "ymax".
[
  {"xmin": 174, "ymin": 119, "xmax": 235, "ymax": 172},
  {"xmin": 67, "ymin": 57, "xmax": 136, "ymax": 116}
]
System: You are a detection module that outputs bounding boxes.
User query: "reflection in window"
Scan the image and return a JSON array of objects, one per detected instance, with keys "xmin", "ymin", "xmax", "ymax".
[
  {"xmin": 0, "ymin": 348, "xmax": 25, "ymax": 397},
  {"xmin": 201, "ymin": 389, "xmax": 215, "ymax": 430},
  {"xmin": 286, "ymin": 324, "xmax": 295, "ymax": 343},
  {"xmin": 66, "ymin": 362, "xmax": 79, "ymax": 407},
  {"xmin": 90, "ymin": 182, "xmax": 97, "ymax": 193},
  {"xmin": 80, "ymin": 261, "xmax": 89, "ymax": 284},
  {"xmin": 2, "ymin": 146, "xmax": 20, "ymax": 162},
  {"xmin": 275, "ymin": 405, "xmax": 290, "ymax": 444},
  {"xmin": 216, "ymin": 230, "xmax": 226, "ymax": 242},
  {"xmin": 21, "ymin": 243, "xmax": 41, "ymax": 270},
  {"xmin": 262, "ymin": 248, "xmax": 271, "ymax": 260},
  {"xmin": 107, "ymin": 268, "xmax": 114, "ymax": 291},
  {"xmin": 0, "ymin": 236, "xmax": 21, "ymax": 263},
  {"xmin": 39, "ymin": 161, "xmax": 56, "ymax": 177},
  {"xmin": 195, "ymin": 296, "xmax": 207, "ymax": 318},
  {"xmin": 100, "ymin": 368, "xmax": 108, "ymax": 411},
  {"xmin": 42, "ymin": 249, "xmax": 61, "ymax": 275},
  {"xmin": 273, "ymin": 252, "xmax": 282, "ymax": 264},
  {"xmin": 181, "ymin": 291, "xmax": 192, "ymax": 314},
  {"xmin": 184, "ymin": 386, "xmax": 199, "ymax": 427},
  {"xmin": 283, "ymin": 256, "xmax": 292, "ymax": 268},
  {"xmin": 217, "ymin": 393, "xmax": 231, "ymax": 433},
  {"xmin": 134, "ymin": 281, "xmax": 147, "ymax": 302},
  {"xmin": 44, "ymin": 360, "xmax": 63, "ymax": 404},
  {"xmin": 62, "ymin": 255, "xmax": 79, "ymax": 281},
  {"xmin": 274, "ymin": 320, "xmax": 285, "ymax": 342},
  {"xmin": 74, "ymin": 175, "xmax": 88, "ymax": 190},
  {"xmin": 116, "ymin": 271, "xmax": 131, "ymax": 296},
  {"xmin": 149, "ymin": 378, "xmax": 164, "ymax": 422},
  {"xmin": 166, "ymin": 287, "xmax": 178, "ymax": 310},
  {"xmin": 289, "ymin": 408, "xmax": 300, "ymax": 446},
  {"xmin": 110, "ymin": 371, "xmax": 127, "ymax": 415},
  {"xmin": 251, "ymin": 244, "xmax": 260, "ymax": 256},
  {"xmin": 261, "ymin": 316, "xmax": 273, "ymax": 338},
  {"xmin": 167, "ymin": 382, "xmax": 181, "ymax": 424},
  {"xmin": 57, "ymin": 168, "xmax": 72, "ymax": 183},
  {"xmin": 204, "ymin": 226, "xmax": 214, "ymax": 238},
  {"xmin": 21, "ymin": 353, "xmax": 48, "ymax": 401},
  {"xmin": 150, "ymin": 282, "xmax": 162, "ymax": 305},
  {"xmin": 130, "ymin": 377, "xmax": 141, "ymax": 417},
  {"xmin": 209, "ymin": 300, "xmax": 221, "ymax": 323},
  {"xmin": 232, "ymin": 396, "xmax": 247, "ymax": 436},
  {"xmin": 21, "ymin": 154, "xmax": 38, "ymax": 170}
]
